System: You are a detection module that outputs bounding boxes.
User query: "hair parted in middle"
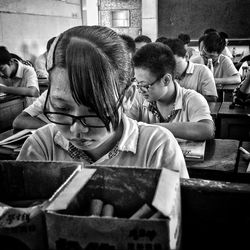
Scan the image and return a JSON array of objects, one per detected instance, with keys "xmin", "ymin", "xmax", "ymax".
[{"xmin": 47, "ymin": 25, "xmax": 132, "ymax": 130}]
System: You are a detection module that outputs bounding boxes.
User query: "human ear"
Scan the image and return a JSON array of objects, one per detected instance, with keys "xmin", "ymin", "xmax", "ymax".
[
  {"xmin": 162, "ymin": 73, "xmax": 172, "ymax": 86},
  {"xmin": 122, "ymin": 83, "xmax": 137, "ymax": 112}
]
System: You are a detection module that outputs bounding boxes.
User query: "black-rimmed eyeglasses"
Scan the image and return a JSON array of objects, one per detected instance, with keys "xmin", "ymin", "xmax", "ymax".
[{"xmin": 44, "ymin": 111, "xmax": 106, "ymax": 128}]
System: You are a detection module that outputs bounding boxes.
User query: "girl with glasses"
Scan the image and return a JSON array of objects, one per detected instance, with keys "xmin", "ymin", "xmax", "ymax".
[{"xmin": 17, "ymin": 25, "xmax": 188, "ymax": 178}]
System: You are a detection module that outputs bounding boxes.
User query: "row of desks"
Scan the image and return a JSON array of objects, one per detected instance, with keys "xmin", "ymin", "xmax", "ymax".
[{"xmin": 0, "ymin": 129, "xmax": 249, "ymax": 174}]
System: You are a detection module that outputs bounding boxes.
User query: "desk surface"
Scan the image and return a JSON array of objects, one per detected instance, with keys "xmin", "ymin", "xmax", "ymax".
[
  {"xmin": 0, "ymin": 94, "xmax": 24, "ymax": 104},
  {"xmin": 237, "ymin": 141, "xmax": 250, "ymax": 173},
  {"xmin": 186, "ymin": 138, "xmax": 239, "ymax": 171},
  {"xmin": 218, "ymin": 101, "xmax": 250, "ymax": 116}
]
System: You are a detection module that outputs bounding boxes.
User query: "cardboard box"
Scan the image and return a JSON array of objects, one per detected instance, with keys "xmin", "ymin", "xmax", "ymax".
[
  {"xmin": 46, "ymin": 167, "xmax": 181, "ymax": 250},
  {"xmin": 0, "ymin": 160, "xmax": 82, "ymax": 250}
]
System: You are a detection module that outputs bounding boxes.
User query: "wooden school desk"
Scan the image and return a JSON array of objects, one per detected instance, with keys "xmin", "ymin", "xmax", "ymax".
[
  {"xmin": 186, "ymin": 138, "xmax": 239, "ymax": 171},
  {"xmin": 218, "ymin": 102, "xmax": 250, "ymax": 140},
  {"xmin": 0, "ymin": 94, "xmax": 25, "ymax": 133},
  {"xmin": 237, "ymin": 141, "xmax": 250, "ymax": 173},
  {"xmin": 0, "ymin": 129, "xmax": 18, "ymax": 160}
]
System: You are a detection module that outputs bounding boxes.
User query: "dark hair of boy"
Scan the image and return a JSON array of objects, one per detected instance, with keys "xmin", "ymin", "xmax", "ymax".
[
  {"xmin": 119, "ymin": 34, "xmax": 136, "ymax": 54},
  {"xmin": 0, "ymin": 46, "xmax": 12, "ymax": 65},
  {"xmin": 134, "ymin": 35, "xmax": 152, "ymax": 44},
  {"xmin": 164, "ymin": 38, "xmax": 186, "ymax": 58},
  {"xmin": 203, "ymin": 32, "xmax": 226, "ymax": 54},
  {"xmin": 203, "ymin": 28, "xmax": 217, "ymax": 35},
  {"xmin": 178, "ymin": 33, "xmax": 191, "ymax": 45},
  {"xmin": 219, "ymin": 31, "xmax": 229, "ymax": 40},
  {"xmin": 133, "ymin": 42, "xmax": 176, "ymax": 79},
  {"xmin": 155, "ymin": 36, "xmax": 168, "ymax": 43}
]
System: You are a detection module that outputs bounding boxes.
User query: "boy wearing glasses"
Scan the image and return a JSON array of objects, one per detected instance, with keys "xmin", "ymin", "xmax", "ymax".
[
  {"xmin": 127, "ymin": 42, "xmax": 215, "ymax": 141},
  {"xmin": 191, "ymin": 32, "xmax": 241, "ymax": 86},
  {"xmin": 164, "ymin": 38, "xmax": 217, "ymax": 102}
]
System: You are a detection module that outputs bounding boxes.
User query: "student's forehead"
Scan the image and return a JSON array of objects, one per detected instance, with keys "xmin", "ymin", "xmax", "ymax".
[{"xmin": 50, "ymin": 67, "xmax": 70, "ymax": 93}]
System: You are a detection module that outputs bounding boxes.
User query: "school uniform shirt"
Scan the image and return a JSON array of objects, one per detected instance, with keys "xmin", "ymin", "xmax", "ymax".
[
  {"xmin": 190, "ymin": 54, "xmax": 240, "ymax": 79},
  {"xmin": 0, "ymin": 59, "xmax": 39, "ymax": 107},
  {"xmin": 127, "ymin": 81, "xmax": 213, "ymax": 124},
  {"xmin": 177, "ymin": 61, "xmax": 218, "ymax": 98},
  {"xmin": 24, "ymin": 89, "xmax": 49, "ymax": 123},
  {"xmin": 17, "ymin": 114, "xmax": 189, "ymax": 178}
]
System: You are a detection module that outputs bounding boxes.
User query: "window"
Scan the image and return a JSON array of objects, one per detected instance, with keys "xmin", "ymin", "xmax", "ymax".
[{"xmin": 112, "ymin": 10, "xmax": 130, "ymax": 28}]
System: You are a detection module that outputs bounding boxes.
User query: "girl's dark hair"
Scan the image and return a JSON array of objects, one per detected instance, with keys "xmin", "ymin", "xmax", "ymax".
[
  {"xmin": 51, "ymin": 25, "xmax": 131, "ymax": 130},
  {"xmin": 133, "ymin": 42, "xmax": 176, "ymax": 79}
]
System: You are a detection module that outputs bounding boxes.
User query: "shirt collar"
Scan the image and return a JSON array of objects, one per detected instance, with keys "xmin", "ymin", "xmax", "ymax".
[
  {"xmin": 14, "ymin": 59, "xmax": 24, "ymax": 78},
  {"xmin": 173, "ymin": 80, "xmax": 184, "ymax": 110},
  {"xmin": 185, "ymin": 61, "xmax": 194, "ymax": 74}
]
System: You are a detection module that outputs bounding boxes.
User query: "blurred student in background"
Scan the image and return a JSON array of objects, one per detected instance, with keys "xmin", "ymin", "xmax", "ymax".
[
  {"xmin": 0, "ymin": 46, "xmax": 39, "ymax": 107},
  {"xmin": 178, "ymin": 33, "xmax": 196, "ymax": 60},
  {"xmin": 134, "ymin": 35, "xmax": 151, "ymax": 51},
  {"xmin": 165, "ymin": 38, "xmax": 217, "ymax": 102},
  {"xmin": 34, "ymin": 36, "xmax": 56, "ymax": 79},
  {"xmin": 191, "ymin": 32, "xmax": 241, "ymax": 86}
]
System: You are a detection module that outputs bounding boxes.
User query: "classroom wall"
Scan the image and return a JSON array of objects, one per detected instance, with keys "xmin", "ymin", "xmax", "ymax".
[
  {"xmin": 0, "ymin": 0, "xmax": 82, "ymax": 61},
  {"xmin": 99, "ymin": 0, "xmax": 141, "ymax": 39}
]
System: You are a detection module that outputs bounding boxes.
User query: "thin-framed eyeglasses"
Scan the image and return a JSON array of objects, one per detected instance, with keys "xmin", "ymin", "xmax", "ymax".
[
  {"xmin": 200, "ymin": 48, "xmax": 219, "ymax": 62},
  {"xmin": 135, "ymin": 77, "xmax": 162, "ymax": 91}
]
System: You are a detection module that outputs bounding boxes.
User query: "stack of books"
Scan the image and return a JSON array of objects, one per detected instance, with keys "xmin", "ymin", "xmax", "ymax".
[
  {"xmin": 0, "ymin": 129, "xmax": 36, "ymax": 153},
  {"xmin": 177, "ymin": 139, "xmax": 206, "ymax": 162}
]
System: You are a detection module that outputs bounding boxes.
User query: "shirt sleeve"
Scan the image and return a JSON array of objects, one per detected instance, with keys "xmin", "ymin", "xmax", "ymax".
[
  {"xmin": 185, "ymin": 91, "xmax": 213, "ymax": 122},
  {"xmin": 24, "ymin": 90, "xmax": 47, "ymax": 117},
  {"xmin": 149, "ymin": 127, "xmax": 189, "ymax": 178},
  {"xmin": 24, "ymin": 66, "xmax": 39, "ymax": 91},
  {"xmin": 17, "ymin": 134, "xmax": 47, "ymax": 161}
]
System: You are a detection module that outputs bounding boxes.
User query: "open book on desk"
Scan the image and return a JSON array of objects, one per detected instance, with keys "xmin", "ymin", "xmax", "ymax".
[
  {"xmin": 177, "ymin": 139, "xmax": 206, "ymax": 162},
  {"xmin": 0, "ymin": 129, "xmax": 36, "ymax": 152}
]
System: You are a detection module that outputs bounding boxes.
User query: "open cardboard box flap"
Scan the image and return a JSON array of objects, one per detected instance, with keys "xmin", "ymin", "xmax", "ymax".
[
  {"xmin": 46, "ymin": 167, "xmax": 180, "ymax": 218},
  {"xmin": 0, "ymin": 165, "xmax": 83, "ymax": 228}
]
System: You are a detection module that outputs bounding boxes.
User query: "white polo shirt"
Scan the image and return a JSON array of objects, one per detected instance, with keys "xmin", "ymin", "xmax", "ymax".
[
  {"xmin": 127, "ymin": 81, "xmax": 213, "ymax": 123},
  {"xmin": 177, "ymin": 61, "xmax": 218, "ymax": 97}
]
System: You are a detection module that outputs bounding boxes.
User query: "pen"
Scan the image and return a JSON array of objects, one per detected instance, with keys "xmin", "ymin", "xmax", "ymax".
[{"xmin": 239, "ymin": 147, "xmax": 250, "ymax": 155}]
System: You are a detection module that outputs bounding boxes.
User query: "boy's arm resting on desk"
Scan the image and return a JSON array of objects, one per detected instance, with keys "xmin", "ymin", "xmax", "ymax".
[
  {"xmin": 0, "ymin": 84, "xmax": 39, "ymax": 97},
  {"xmin": 155, "ymin": 119, "xmax": 215, "ymax": 141},
  {"xmin": 215, "ymin": 74, "xmax": 241, "ymax": 85},
  {"xmin": 13, "ymin": 111, "xmax": 47, "ymax": 130},
  {"xmin": 204, "ymin": 95, "xmax": 218, "ymax": 102}
]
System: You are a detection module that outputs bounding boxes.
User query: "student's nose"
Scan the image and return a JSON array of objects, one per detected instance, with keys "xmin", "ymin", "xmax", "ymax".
[{"xmin": 70, "ymin": 119, "xmax": 89, "ymax": 134}]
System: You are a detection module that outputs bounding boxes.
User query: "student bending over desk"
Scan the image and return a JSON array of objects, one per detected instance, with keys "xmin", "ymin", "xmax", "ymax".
[
  {"xmin": 17, "ymin": 25, "xmax": 189, "ymax": 178},
  {"xmin": 126, "ymin": 42, "xmax": 215, "ymax": 141},
  {"xmin": 164, "ymin": 38, "xmax": 217, "ymax": 102},
  {"xmin": 0, "ymin": 46, "xmax": 39, "ymax": 107},
  {"xmin": 190, "ymin": 32, "xmax": 241, "ymax": 86}
]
